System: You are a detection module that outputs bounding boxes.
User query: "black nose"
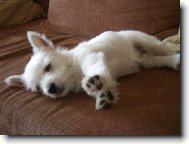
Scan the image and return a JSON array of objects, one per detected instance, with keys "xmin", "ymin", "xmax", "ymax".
[{"xmin": 48, "ymin": 83, "xmax": 58, "ymax": 94}]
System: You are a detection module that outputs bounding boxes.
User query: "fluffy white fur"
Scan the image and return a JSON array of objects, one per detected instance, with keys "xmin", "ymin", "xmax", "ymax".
[{"xmin": 5, "ymin": 30, "xmax": 180, "ymax": 110}]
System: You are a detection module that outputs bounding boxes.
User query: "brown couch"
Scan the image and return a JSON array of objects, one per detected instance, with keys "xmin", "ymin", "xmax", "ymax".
[{"xmin": 0, "ymin": 0, "xmax": 180, "ymax": 135}]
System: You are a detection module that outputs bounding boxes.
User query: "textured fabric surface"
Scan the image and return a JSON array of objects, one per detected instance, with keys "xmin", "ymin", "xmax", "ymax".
[
  {"xmin": 0, "ymin": 0, "xmax": 45, "ymax": 27},
  {"xmin": 0, "ymin": 20, "xmax": 180, "ymax": 135},
  {"xmin": 46, "ymin": 0, "xmax": 179, "ymax": 37},
  {"xmin": 34, "ymin": 0, "xmax": 50, "ymax": 14}
]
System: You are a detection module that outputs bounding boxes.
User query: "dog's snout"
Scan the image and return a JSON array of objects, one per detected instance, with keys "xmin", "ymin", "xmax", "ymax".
[{"xmin": 48, "ymin": 83, "xmax": 58, "ymax": 94}]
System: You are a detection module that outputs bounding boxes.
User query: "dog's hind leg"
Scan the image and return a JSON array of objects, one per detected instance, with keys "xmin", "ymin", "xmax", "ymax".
[
  {"xmin": 141, "ymin": 54, "xmax": 180, "ymax": 70},
  {"xmin": 119, "ymin": 31, "xmax": 180, "ymax": 56},
  {"xmin": 134, "ymin": 39, "xmax": 180, "ymax": 56},
  {"xmin": 80, "ymin": 52, "xmax": 119, "ymax": 110}
]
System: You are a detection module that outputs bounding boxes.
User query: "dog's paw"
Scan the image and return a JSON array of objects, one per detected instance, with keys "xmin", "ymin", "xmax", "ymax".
[
  {"xmin": 82, "ymin": 74, "xmax": 119, "ymax": 109},
  {"xmin": 172, "ymin": 54, "xmax": 180, "ymax": 70},
  {"xmin": 82, "ymin": 75, "xmax": 103, "ymax": 95},
  {"xmin": 163, "ymin": 40, "xmax": 180, "ymax": 55},
  {"xmin": 168, "ymin": 43, "xmax": 180, "ymax": 54},
  {"xmin": 96, "ymin": 89, "xmax": 119, "ymax": 110}
]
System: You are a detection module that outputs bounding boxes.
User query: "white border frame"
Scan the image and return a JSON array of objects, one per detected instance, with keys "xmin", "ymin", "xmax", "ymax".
[{"xmin": 1, "ymin": 1, "xmax": 188, "ymax": 144}]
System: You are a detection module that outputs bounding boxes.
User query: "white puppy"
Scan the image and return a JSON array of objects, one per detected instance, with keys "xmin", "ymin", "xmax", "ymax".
[{"xmin": 5, "ymin": 30, "xmax": 180, "ymax": 110}]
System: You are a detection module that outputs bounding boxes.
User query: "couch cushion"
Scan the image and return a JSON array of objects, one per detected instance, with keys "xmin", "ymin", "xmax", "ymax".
[
  {"xmin": 0, "ymin": 20, "xmax": 180, "ymax": 135},
  {"xmin": 46, "ymin": 0, "xmax": 179, "ymax": 37},
  {"xmin": 0, "ymin": 0, "xmax": 45, "ymax": 27}
]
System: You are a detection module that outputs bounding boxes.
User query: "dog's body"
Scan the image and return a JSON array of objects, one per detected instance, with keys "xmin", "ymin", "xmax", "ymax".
[{"xmin": 5, "ymin": 30, "xmax": 180, "ymax": 110}]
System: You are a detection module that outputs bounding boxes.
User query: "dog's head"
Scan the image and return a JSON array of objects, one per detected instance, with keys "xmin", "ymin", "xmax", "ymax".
[{"xmin": 5, "ymin": 31, "xmax": 80, "ymax": 98}]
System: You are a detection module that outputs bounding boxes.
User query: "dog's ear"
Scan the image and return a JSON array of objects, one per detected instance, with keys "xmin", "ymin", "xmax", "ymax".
[
  {"xmin": 27, "ymin": 31, "xmax": 54, "ymax": 54},
  {"xmin": 4, "ymin": 75, "xmax": 25, "ymax": 87}
]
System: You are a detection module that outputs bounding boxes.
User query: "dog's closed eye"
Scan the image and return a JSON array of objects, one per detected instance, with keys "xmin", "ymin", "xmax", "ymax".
[{"xmin": 44, "ymin": 63, "xmax": 51, "ymax": 72}]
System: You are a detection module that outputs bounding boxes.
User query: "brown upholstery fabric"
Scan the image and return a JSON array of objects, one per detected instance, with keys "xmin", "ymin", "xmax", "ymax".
[
  {"xmin": 0, "ymin": 20, "xmax": 180, "ymax": 135},
  {"xmin": 46, "ymin": 0, "xmax": 179, "ymax": 37},
  {"xmin": 34, "ymin": 0, "xmax": 50, "ymax": 14}
]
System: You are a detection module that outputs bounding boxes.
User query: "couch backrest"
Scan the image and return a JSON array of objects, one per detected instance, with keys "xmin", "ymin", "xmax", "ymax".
[{"xmin": 47, "ymin": 0, "xmax": 179, "ymax": 37}]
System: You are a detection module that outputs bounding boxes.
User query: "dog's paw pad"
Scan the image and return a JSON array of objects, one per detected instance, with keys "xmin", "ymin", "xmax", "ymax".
[
  {"xmin": 96, "ymin": 90, "xmax": 117, "ymax": 110},
  {"xmin": 100, "ymin": 99, "xmax": 106, "ymax": 105},
  {"xmin": 97, "ymin": 98, "xmax": 111, "ymax": 110},
  {"xmin": 85, "ymin": 75, "xmax": 103, "ymax": 92},
  {"xmin": 102, "ymin": 102, "xmax": 112, "ymax": 109},
  {"xmin": 107, "ymin": 91, "xmax": 114, "ymax": 101}
]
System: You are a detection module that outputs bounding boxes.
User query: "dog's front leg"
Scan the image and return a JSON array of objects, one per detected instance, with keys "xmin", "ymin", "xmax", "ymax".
[
  {"xmin": 82, "ymin": 74, "xmax": 119, "ymax": 110},
  {"xmin": 80, "ymin": 52, "xmax": 119, "ymax": 110}
]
